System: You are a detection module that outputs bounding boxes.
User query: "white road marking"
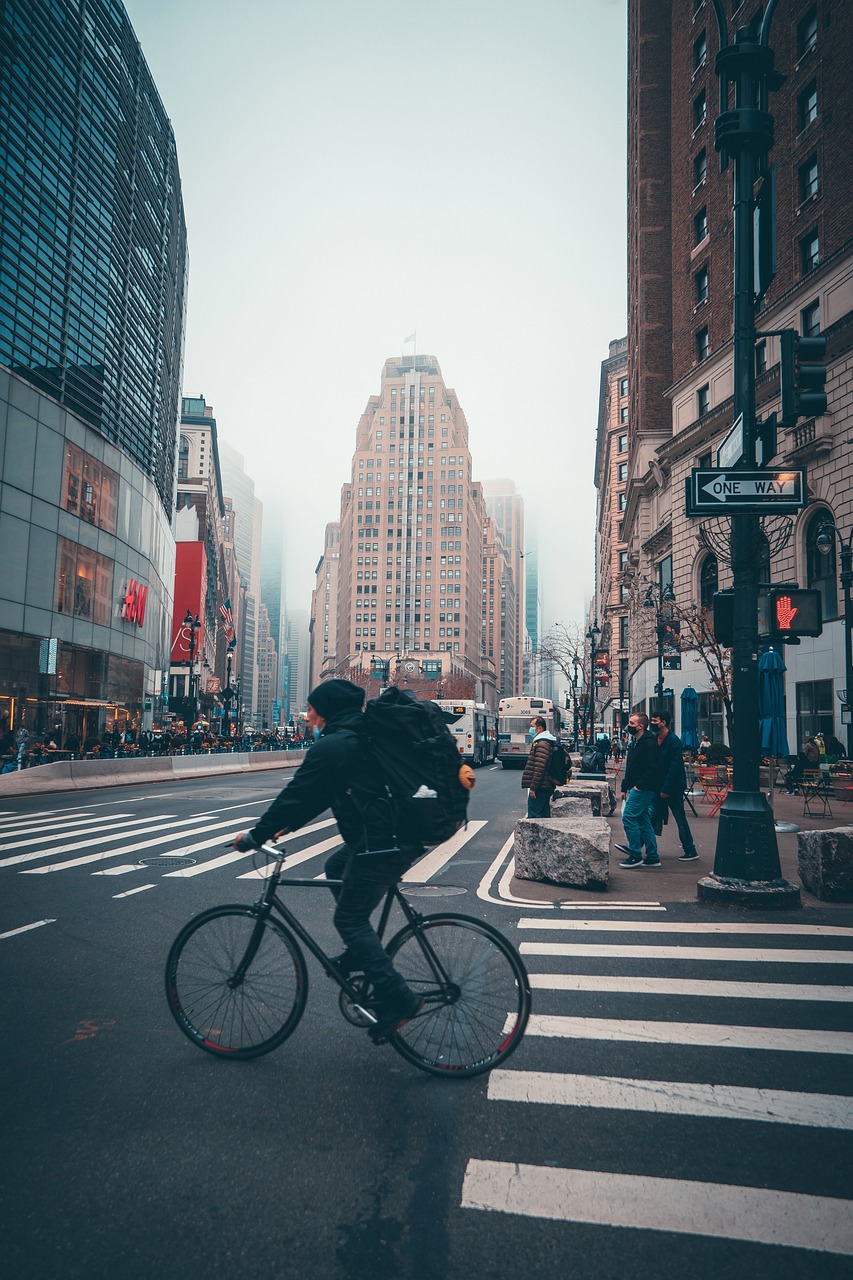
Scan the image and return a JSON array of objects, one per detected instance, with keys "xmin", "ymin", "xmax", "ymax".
[
  {"xmin": 0, "ymin": 918, "xmax": 56, "ymax": 939},
  {"xmin": 91, "ymin": 864, "xmax": 146, "ymax": 876},
  {"xmin": 190, "ymin": 799, "xmax": 275, "ymax": 817},
  {"xmin": 0, "ymin": 814, "xmax": 181, "ymax": 868},
  {"xmin": 460, "ymin": 1160, "xmax": 853, "ymax": 1255},
  {"xmin": 237, "ymin": 833, "xmax": 344, "ymax": 879},
  {"xmin": 0, "ymin": 812, "xmax": 96, "ymax": 835},
  {"xmin": 20, "ymin": 816, "xmax": 250, "ymax": 873},
  {"xmin": 0, "ymin": 813, "xmax": 141, "ymax": 854},
  {"xmin": 402, "ymin": 821, "xmax": 488, "ymax": 881},
  {"xmin": 112, "ymin": 884, "xmax": 156, "ymax": 898},
  {"xmin": 519, "ymin": 941, "xmax": 853, "ymax": 964},
  {"xmin": 525, "ymin": 1013, "xmax": 853, "ymax": 1054},
  {"xmin": 487, "ymin": 1069, "xmax": 853, "ymax": 1130},
  {"xmin": 527, "ymin": 973, "xmax": 853, "ymax": 1002},
  {"xmin": 517, "ymin": 918, "xmax": 853, "ymax": 937}
]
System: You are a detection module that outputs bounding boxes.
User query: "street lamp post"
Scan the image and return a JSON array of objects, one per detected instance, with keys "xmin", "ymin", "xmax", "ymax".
[
  {"xmin": 571, "ymin": 654, "xmax": 580, "ymax": 748},
  {"xmin": 643, "ymin": 582, "xmax": 676, "ymax": 717},
  {"xmin": 817, "ymin": 522, "xmax": 853, "ymax": 759},
  {"xmin": 222, "ymin": 639, "xmax": 236, "ymax": 740},
  {"xmin": 586, "ymin": 621, "xmax": 600, "ymax": 744},
  {"xmin": 183, "ymin": 610, "xmax": 201, "ymax": 726}
]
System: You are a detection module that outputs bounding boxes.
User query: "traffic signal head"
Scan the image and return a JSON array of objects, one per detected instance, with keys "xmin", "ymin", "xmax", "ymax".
[{"xmin": 779, "ymin": 329, "xmax": 827, "ymax": 426}]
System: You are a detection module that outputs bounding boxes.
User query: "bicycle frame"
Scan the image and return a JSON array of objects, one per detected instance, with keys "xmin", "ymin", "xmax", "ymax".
[{"xmin": 234, "ymin": 844, "xmax": 456, "ymax": 1015}]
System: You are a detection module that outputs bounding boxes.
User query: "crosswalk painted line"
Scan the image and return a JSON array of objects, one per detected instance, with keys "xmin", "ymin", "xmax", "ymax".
[
  {"xmin": 527, "ymin": 972, "xmax": 853, "ymax": 1002},
  {"xmin": 20, "ymin": 815, "xmax": 251, "ymax": 874},
  {"xmin": 0, "ymin": 812, "xmax": 99, "ymax": 836},
  {"xmin": 460, "ymin": 1159, "xmax": 853, "ymax": 1256},
  {"xmin": 0, "ymin": 813, "xmax": 141, "ymax": 854},
  {"xmin": 402, "ymin": 821, "xmax": 489, "ymax": 881},
  {"xmin": 0, "ymin": 918, "xmax": 56, "ymax": 939},
  {"xmin": 520, "ymin": 941, "xmax": 853, "ymax": 964},
  {"xmin": 0, "ymin": 813, "xmax": 181, "ymax": 868},
  {"xmin": 487, "ymin": 1068, "xmax": 853, "ymax": 1130},
  {"xmin": 112, "ymin": 884, "xmax": 156, "ymax": 899},
  {"xmin": 237, "ymin": 833, "xmax": 344, "ymax": 880},
  {"xmin": 189, "ymin": 799, "xmax": 275, "ymax": 817},
  {"xmin": 517, "ymin": 918, "xmax": 853, "ymax": 938},
  {"xmin": 91, "ymin": 864, "xmax": 146, "ymax": 876},
  {"xmin": 525, "ymin": 1013, "xmax": 853, "ymax": 1055},
  {"xmin": 166, "ymin": 819, "xmax": 338, "ymax": 878}
]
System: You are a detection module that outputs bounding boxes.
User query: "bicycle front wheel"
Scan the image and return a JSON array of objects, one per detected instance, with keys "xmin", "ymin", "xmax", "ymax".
[
  {"xmin": 385, "ymin": 913, "xmax": 531, "ymax": 1078},
  {"xmin": 165, "ymin": 905, "xmax": 308, "ymax": 1059}
]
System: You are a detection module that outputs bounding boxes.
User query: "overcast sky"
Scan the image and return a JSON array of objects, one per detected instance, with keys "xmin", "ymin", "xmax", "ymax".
[{"xmin": 125, "ymin": 0, "xmax": 628, "ymax": 631}]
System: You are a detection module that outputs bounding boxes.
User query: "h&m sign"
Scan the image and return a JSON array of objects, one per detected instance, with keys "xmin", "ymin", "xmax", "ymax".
[{"xmin": 122, "ymin": 579, "xmax": 148, "ymax": 626}]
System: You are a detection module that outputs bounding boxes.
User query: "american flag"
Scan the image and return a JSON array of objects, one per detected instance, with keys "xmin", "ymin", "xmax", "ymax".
[{"xmin": 219, "ymin": 598, "xmax": 234, "ymax": 641}]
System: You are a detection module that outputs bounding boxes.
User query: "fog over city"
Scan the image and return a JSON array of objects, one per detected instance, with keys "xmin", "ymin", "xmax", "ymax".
[{"xmin": 125, "ymin": 0, "xmax": 628, "ymax": 628}]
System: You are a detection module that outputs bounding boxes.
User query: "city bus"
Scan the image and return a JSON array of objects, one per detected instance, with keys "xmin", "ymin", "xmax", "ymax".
[
  {"xmin": 497, "ymin": 696, "xmax": 562, "ymax": 768},
  {"xmin": 434, "ymin": 700, "xmax": 498, "ymax": 766}
]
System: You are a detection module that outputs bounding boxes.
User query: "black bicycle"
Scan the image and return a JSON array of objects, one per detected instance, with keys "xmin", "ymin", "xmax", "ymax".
[{"xmin": 164, "ymin": 842, "xmax": 531, "ymax": 1078}]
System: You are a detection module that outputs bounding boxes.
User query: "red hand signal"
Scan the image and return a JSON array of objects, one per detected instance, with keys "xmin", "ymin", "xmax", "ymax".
[{"xmin": 775, "ymin": 595, "xmax": 798, "ymax": 630}]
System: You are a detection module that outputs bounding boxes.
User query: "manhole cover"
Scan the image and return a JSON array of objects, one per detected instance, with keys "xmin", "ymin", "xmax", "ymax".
[
  {"xmin": 139, "ymin": 856, "xmax": 197, "ymax": 868},
  {"xmin": 402, "ymin": 884, "xmax": 467, "ymax": 897}
]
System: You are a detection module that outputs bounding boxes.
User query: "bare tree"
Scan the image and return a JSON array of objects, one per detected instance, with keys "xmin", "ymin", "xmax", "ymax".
[
  {"xmin": 536, "ymin": 622, "xmax": 586, "ymax": 687},
  {"xmin": 668, "ymin": 602, "xmax": 734, "ymax": 743}
]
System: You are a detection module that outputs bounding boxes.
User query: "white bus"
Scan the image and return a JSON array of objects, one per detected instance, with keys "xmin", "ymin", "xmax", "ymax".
[
  {"xmin": 497, "ymin": 696, "xmax": 562, "ymax": 768},
  {"xmin": 435, "ymin": 700, "xmax": 497, "ymax": 766}
]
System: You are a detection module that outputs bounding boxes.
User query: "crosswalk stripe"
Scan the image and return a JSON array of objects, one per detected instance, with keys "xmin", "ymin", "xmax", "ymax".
[
  {"xmin": 0, "ymin": 814, "xmax": 140, "ymax": 853},
  {"xmin": 237, "ymin": 833, "xmax": 344, "ymax": 879},
  {"xmin": 0, "ymin": 812, "xmax": 97, "ymax": 835},
  {"xmin": 161, "ymin": 822, "xmax": 336, "ymax": 878},
  {"xmin": 528, "ymin": 973, "xmax": 853, "ymax": 1002},
  {"xmin": 518, "ymin": 918, "xmax": 853, "ymax": 937},
  {"xmin": 0, "ymin": 918, "xmax": 56, "ymax": 939},
  {"xmin": 91, "ymin": 864, "xmax": 145, "ymax": 876},
  {"xmin": 487, "ymin": 1069, "xmax": 853, "ymax": 1130},
  {"xmin": 0, "ymin": 805, "xmax": 103, "ymax": 826},
  {"xmin": 112, "ymin": 885, "xmax": 156, "ymax": 898},
  {"xmin": 519, "ymin": 942, "xmax": 853, "ymax": 964},
  {"xmin": 402, "ymin": 821, "xmax": 488, "ymax": 881},
  {"xmin": 0, "ymin": 814, "xmax": 181, "ymax": 868},
  {"xmin": 525, "ymin": 1013, "xmax": 853, "ymax": 1054},
  {"xmin": 190, "ymin": 799, "xmax": 275, "ymax": 817},
  {"xmin": 20, "ymin": 816, "xmax": 249, "ymax": 874},
  {"xmin": 460, "ymin": 1159, "xmax": 853, "ymax": 1255}
]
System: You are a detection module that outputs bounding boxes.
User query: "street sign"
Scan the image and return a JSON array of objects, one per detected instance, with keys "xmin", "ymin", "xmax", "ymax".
[
  {"xmin": 716, "ymin": 413, "xmax": 744, "ymax": 470},
  {"xmin": 685, "ymin": 467, "xmax": 807, "ymax": 516}
]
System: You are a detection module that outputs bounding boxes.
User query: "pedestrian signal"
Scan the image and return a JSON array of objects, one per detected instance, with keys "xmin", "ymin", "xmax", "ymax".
[{"xmin": 766, "ymin": 587, "xmax": 822, "ymax": 639}]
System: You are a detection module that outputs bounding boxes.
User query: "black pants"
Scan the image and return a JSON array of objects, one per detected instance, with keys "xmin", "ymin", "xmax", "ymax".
[
  {"xmin": 324, "ymin": 844, "xmax": 421, "ymax": 996},
  {"xmin": 660, "ymin": 793, "xmax": 697, "ymax": 856}
]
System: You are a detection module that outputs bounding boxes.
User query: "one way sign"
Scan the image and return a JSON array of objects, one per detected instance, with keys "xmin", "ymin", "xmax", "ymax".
[{"xmin": 685, "ymin": 467, "xmax": 807, "ymax": 516}]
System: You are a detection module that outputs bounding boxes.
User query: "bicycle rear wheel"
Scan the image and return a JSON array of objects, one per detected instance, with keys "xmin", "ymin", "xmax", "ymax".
[
  {"xmin": 385, "ymin": 913, "xmax": 531, "ymax": 1078},
  {"xmin": 165, "ymin": 905, "xmax": 308, "ymax": 1059}
]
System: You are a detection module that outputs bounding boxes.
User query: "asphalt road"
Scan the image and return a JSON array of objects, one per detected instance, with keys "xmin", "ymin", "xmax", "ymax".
[{"xmin": 1, "ymin": 764, "xmax": 852, "ymax": 1279}]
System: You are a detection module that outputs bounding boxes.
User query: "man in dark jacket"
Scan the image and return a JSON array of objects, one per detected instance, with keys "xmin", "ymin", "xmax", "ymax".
[
  {"xmin": 616, "ymin": 711, "xmax": 661, "ymax": 867},
  {"xmin": 651, "ymin": 709, "xmax": 698, "ymax": 861},
  {"xmin": 233, "ymin": 679, "xmax": 423, "ymax": 1041},
  {"xmin": 521, "ymin": 716, "xmax": 557, "ymax": 816}
]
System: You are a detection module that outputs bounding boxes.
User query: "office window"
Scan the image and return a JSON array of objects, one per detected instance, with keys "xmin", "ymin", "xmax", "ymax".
[
  {"xmin": 697, "ymin": 384, "xmax": 710, "ymax": 417},
  {"xmin": 618, "ymin": 434, "xmax": 628, "ymax": 453},
  {"xmin": 658, "ymin": 554, "xmax": 673, "ymax": 592},
  {"xmin": 755, "ymin": 340, "xmax": 767, "ymax": 375},
  {"xmin": 802, "ymin": 300, "xmax": 821, "ymax": 336},
  {"xmin": 798, "ymin": 7, "xmax": 817, "ymax": 58},
  {"xmin": 619, "ymin": 377, "xmax": 628, "ymax": 397},
  {"xmin": 693, "ymin": 148, "xmax": 707, "ymax": 188},
  {"xmin": 699, "ymin": 553, "xmax": 718, "ymax": 610},
  {"xmin": 618, "ymin": 492, "xmax": 627, "ymax": 511},
  {"xmin": 694, "ymin": 207, "xmax": 708, "ymax": 244},
  {"xmin": 693, "ymin": 89, "xmax": 707, "ymax": 129},
  {"xmin": 799, "ymin": 154, "xmax": 819, "ymax": 202},
  {"xmin": 619, "ymin": 615, "xmax": 629, "ymax": 650},
  {"xmin": 800, "ymin": 229, "xmax": 819, "ymax": 274},
  {"xmin": 693, "ymin": 31, "xmax": 707, "ymax": 70},
  {"xmin": 695, "ymin": 264, "xmax": 709, "ymax": 304},
  {"xmin": 696, "ymin": 327, "xmax": 709, "ymax": 362},
  {"xmin": 618, "ymin": 463, "xmax": 628, "ymax": 482},
  {"xmin": 798, "ymin": 80, "xmax": 818, "ymax": 130},
  {"xmin": 620, "ymin": 405, "xmax": 629, "ymax": 424}
]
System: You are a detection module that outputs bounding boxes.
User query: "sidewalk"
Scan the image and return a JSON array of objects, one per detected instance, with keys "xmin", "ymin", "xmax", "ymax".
[{"xmin": 508, "ymin": 776, "xmax": 853, "ymax": 911}]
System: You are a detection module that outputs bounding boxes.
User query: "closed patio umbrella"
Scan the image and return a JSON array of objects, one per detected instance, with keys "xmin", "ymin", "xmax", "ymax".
[
  {"xmin": 680, "ymin": 686, "xmax": 699, "ymax": 750},
  {"xmin": 758, "ymin": 647, "xmax": 796, "ymax": 832}
]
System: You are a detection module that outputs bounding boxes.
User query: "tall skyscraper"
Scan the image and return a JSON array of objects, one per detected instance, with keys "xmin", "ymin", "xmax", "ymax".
[
  {"xmin": 219, "ymin": 440, "xmax": 262, "ymax": 726},
  {"xmin": 0, "ymin": 0, "xmax": 187, "ymax": 742},
  {"xmin": 328, "ymin": 354, "xmax": 495, "ymax": 701},
  {"xmin": 483, "ymin": 479, "xmax": 525, "ymax": 695},
  {"xmin": 309, "ymin": 522, "xmax": 341, "ymax": 690},
  {"xmin": 260, "ymin": 509, "xmax": 287, "ymax": 711},
  {"xmin": 255, "ymin": 603, "xmax": 278, "ymax": 730},
  {"xmin": 286, "ymin": 609, "xmax": 310, "ymax": 714}
]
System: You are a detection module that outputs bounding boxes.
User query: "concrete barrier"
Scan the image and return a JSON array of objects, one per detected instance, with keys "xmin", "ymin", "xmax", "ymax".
[
  {"xmin": 0, "ymin": 749, "xmax": 305, "ymax": 796},
  {"xmin": 798, "ymin": 826, "xmax": 853, "ymax": 901}
]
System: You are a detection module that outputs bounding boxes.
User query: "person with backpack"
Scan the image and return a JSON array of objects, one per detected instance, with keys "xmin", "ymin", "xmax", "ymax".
[
  {"xmin": 650, "ymin": 709, "xmax": 698, "ymax": 862},
  {"xmin": 232, "ymin": 679, "xmax": 466, "ymax": 1042},
  {"xmin": 615, "ymin": 711, "xmax": 661, "ymax": 868},
  {"xmin": 522, "ymin": 716, "xmax": 559, "ymax": 817}
]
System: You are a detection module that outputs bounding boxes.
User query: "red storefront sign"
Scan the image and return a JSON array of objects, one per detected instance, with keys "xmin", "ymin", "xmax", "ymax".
[{"xmin": 122, "ymin": 579, "xmax": 148, "ymax": 626}]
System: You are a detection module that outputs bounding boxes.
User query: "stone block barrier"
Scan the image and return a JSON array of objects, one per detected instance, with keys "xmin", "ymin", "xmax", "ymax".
[
  {"xmin": 514, "ymin": 816, "xmax": 610, "ymax": 890},
  {"xmin": 797, "ymin": 826, "xmax": 853, "ymax": 901},
  {"xmin": 553, "ymin": 780, "xmax": 617, "ymax": 817},
  {"xmin": 550, "ymin": 795, "xmax": 594, "ymax": 819}
]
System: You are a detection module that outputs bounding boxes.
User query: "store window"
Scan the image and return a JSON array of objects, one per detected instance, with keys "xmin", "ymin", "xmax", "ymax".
[
  {"xmin": 796, "ymin": 678, "xmax": 833, "ymax": 745},
  {"xmin": 63, "ymin": 443, "xmax": 118, "ymax": 533},
  {"xmin": 697, "ymin": 692, "xmax": 724, "ymax": 745},
  {"xmin": 55, "ymin": 536, "xmax": 114, "ymax": 625}
]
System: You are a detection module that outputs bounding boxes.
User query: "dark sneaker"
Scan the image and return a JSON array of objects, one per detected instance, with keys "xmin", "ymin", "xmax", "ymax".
[
  {"xmin": 678, "ymin": 851, "xmax": 699, "ymax": 861},
  {"xmin": 367, "ymin": 989, "xmax": 424, "ymax": 1043},
  {"xmin": 641, "ymin": 857, "xmax": 661, "ymax": 867},
  {"xmin": 618, "ymin": 854, "xmax": 643, "ymax": 868}
]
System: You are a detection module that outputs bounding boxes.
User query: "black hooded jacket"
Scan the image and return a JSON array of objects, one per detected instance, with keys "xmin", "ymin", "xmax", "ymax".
[{"xmin": 247, "ymin": 709, "xmax": 394, "ymax": 851}]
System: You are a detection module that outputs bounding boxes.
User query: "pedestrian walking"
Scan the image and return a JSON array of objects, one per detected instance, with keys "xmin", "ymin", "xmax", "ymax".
[
  {"xmin": 616, "ymin": 712, "xmax": 661, "ymax": 868},
  {"xmin": 651, "ymin": 709, "xmax": 698, "ymax": 861},
  {"xmin": 521, "ymin": 715, "xmax": 557, "ymax": 817}
]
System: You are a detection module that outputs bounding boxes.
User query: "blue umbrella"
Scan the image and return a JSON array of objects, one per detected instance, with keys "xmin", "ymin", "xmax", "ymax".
[
  {"xmin": 758, "ymin": 648, "xmax": 789, "ymax": 759},
  {"xmin": 680, "ymin": 686, "xmax": 699, "ymax": 750}
]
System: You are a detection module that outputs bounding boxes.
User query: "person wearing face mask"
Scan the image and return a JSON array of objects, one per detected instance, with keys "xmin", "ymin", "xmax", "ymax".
[
  {"xmin": 521, "ymin": 716, "xmax": 558, "ymax": 817},
  {"xmin": 232, "ymin": 678, "xmax": 424, "ymax": 1041},
  {"xmin": 615, "ymin": 711, "xmax": 661, "ymax": 868}
]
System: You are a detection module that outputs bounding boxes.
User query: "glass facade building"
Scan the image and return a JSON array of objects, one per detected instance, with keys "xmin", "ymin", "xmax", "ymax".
[{"xmin": 0, "ymin": 0, "xmax": 187, "ymax": 748}]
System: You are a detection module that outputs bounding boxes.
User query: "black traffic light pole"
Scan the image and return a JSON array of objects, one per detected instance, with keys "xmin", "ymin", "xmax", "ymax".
[{"xmin": 699, "ymin": 1, "xmax": 799, "ymax": 907}]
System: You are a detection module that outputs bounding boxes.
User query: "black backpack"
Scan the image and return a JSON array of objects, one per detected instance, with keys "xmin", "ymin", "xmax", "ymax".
[
  {"xmin": 581, "ymin": 747, "xmax": 605, "ymax": 773},
  {"xmin": 358, "ymin": 687, "xmax": 470, "ymax": 847},
  {"xmin": 547, "ymin": 741, "xmax": 569, "ymax": 785}
]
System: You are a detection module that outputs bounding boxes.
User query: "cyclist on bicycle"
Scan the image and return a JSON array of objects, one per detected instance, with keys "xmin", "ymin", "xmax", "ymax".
[{"xmin": 233, "ymin": 678, "xmax": 423, "ymax": 1041}]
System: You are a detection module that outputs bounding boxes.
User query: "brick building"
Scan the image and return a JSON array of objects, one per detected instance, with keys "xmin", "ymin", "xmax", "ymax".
[
  {"xmin": 593, "ymin": 337, "xmax": 630, "ymax": 737},
  {"xmin": 622, "ymin": 0, "xmax": 853, "ymax": 748}
]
